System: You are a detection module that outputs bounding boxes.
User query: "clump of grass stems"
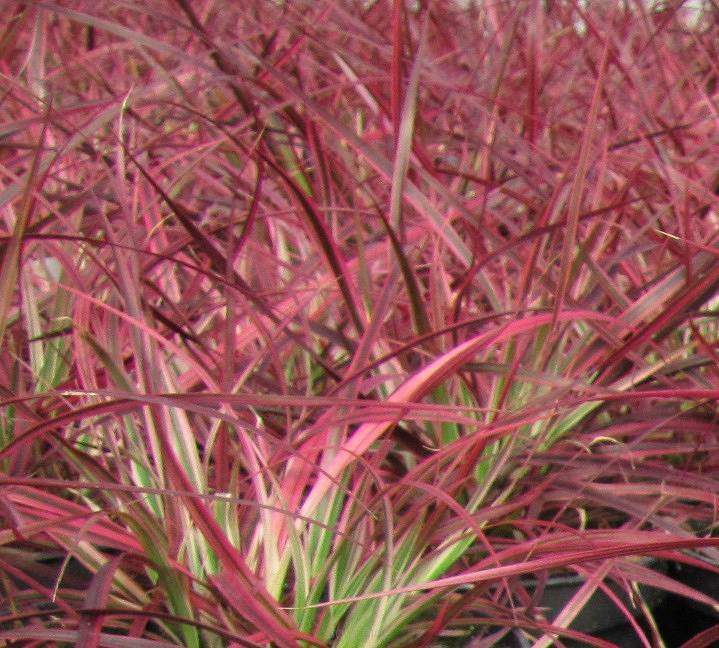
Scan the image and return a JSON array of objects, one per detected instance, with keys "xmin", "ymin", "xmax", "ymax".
[{"xmin": 2, "ymin": 1, "xmax": 719, "ymax": 646}]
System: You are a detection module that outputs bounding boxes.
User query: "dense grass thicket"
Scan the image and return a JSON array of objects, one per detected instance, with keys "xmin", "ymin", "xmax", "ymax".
[{"xmin": 2, "ymin": 1, "xmax": 719, "ymax": 646}]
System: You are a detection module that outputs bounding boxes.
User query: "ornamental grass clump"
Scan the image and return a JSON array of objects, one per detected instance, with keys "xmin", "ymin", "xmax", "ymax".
[{"xmin": 2, "ymin": 1, "xmax": 719, "ymax": 646}]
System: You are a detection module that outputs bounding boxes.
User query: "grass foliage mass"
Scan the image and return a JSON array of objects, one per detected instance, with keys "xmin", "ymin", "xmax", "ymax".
[{"xmin": 2, "ymin": 1, "xmax": 719, "ymax": 646}]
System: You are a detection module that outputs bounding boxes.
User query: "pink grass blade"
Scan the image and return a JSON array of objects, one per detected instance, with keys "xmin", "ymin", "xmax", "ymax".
[
  {"xmin": 76, "ymin": 554, "xmax": 126, "ymax": 648},
  {"xmin": 209, "ymin": 571, "xmax": 306, "ymax": 648},
  {"xmin": 390, "ymin": 0, "xmax": 403, "ymax": 148},
  {"xmin": 0, "ymin": 628, "xmax": 181, "ymax": 648},
  {"xmin": 679, "ymin": 624, "xmax": 719, "ymax": 648},
  {"xmin": 552, "ymin": 35, "xmax": 611, "ymax": 329},
  {"xmin": 0, "ymin": 114, "xmax": 47, "ymax": 347}
]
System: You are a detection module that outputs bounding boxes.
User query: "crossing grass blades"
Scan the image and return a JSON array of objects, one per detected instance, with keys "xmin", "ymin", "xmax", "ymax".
[{"xmin": 2, "ymin": 1, "xmax": 719, "ymax": 646}]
